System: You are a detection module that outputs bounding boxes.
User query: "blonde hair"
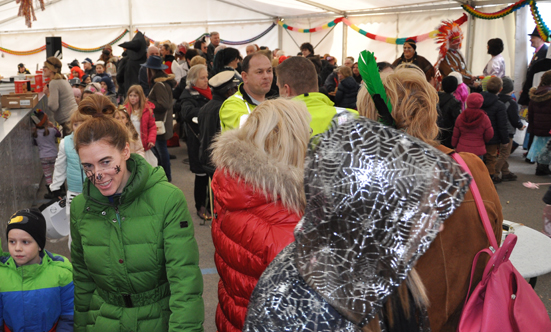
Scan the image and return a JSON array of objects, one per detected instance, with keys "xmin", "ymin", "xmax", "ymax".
[
  {"xmin": 124, "ymin": 85, "xmax": 148, "ymax": 119},
  {"xmin": 69, "ymin": 108, "xmax": 92, "ymax": 130},
  {"xmin": 357, "ymin": 64, "xmax": 439, "ymax": 146},
  {"xmin": 338, "ymin": 65, "xmax": 352, "ymax": 78},
  {"xmin": 190, "ymin": 55, "xmax": 207, "ymax": 67},
  {"xmin": 361, "ymin": 268, "xmax": 428, "ymax": 332},
  {"xmin": 114, "ymin": 109, "xmax": 140, "ymax": 142},
  {"xmin": 239, "ymin": 99, "xmax": 311, "ymax": 172}
]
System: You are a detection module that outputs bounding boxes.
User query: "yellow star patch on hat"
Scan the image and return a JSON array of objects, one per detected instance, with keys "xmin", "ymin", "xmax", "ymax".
[{"xmin": 9, "ymin": 216, "xmax": 23, "ymax": 224}]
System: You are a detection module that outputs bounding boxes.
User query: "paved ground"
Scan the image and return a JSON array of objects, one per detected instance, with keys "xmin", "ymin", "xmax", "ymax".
[{"xmin": 37, "ymin": 139, "xmax": 551, "ymax": 330}]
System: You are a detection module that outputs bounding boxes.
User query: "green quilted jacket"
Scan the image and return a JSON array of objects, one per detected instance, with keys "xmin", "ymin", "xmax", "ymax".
[{"xmin": 70, "ymin": 154, "xmax": 204, "ymax": 332}]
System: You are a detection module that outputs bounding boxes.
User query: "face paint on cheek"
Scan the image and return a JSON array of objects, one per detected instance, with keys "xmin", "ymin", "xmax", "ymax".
[
  {"xmin": 86, "ymin": 170, "xmax": 96, "ymax": 185},
  {"xmin": 114, "ymin": 165, "xmax": 121, "ymax": 174}
]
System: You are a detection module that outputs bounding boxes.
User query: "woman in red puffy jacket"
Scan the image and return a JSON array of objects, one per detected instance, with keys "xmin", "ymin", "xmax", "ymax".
[{"xmin": 210, "ymin": 99, "xmax": 312, "ymax": 332}]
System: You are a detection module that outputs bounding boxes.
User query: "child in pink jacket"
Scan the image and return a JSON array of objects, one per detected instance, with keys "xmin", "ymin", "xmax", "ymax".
[{"xmin": 452, "ymin": 93, "xmax": 494, "ymax": 158}]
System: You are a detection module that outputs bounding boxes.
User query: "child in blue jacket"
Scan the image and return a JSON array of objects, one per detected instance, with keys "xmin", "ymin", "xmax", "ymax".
[{"xmin": 0, "ymin": 208, "xmax": 74, "ymax": 332}]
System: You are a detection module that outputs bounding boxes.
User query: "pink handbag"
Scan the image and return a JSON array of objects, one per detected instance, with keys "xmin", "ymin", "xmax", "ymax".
[{"xmin": 452, "ymin": 153, "xmax": 551, "ymax": 332}]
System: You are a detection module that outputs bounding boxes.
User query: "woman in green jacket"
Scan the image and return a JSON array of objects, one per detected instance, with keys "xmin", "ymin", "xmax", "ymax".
[{"xmin": 70, "ymin": 94, "xmax": 204, "ymax": 332}]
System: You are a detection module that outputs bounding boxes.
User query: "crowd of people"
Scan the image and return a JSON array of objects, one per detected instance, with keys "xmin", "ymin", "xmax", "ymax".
[{"xmin": 1, "ymin": 23, "xmax": 551, "ymax": 332}]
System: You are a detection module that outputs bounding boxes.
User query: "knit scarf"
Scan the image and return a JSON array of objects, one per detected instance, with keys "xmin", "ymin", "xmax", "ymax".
[{"xmin": 192, "ymin": 86, "xmax": 212, "ymax": 100}]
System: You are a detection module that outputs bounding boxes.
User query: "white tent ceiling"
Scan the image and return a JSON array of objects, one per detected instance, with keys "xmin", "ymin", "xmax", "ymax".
[{"xmin": 0, "ymin": 0, "xmax": 549, "ymax": 94}]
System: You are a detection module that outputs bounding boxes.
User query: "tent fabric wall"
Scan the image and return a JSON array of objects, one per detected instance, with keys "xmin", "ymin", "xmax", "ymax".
[
  {"xmin": 281, "ymin": 16, "xmax": 343, "ymax": 60},
  {"xmin": 0, "ymin": 0, "xmax": 548, "ymax": 83}
]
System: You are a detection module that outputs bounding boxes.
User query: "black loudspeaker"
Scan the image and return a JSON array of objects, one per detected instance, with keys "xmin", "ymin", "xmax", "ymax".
[{"xmin": 46, "ymin": 36, "xmax": 62, "ymax": 59}]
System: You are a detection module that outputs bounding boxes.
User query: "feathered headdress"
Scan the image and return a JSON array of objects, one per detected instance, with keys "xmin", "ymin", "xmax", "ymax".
[{"xmin": 434, "ymin": 14, "xmax": 468, "ymax": 70}]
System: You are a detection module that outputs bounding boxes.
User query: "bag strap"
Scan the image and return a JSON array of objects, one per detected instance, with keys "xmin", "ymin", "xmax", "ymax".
[{"xmin": 451, "ymin": 152, "xmax": 499, "ymax": 250}]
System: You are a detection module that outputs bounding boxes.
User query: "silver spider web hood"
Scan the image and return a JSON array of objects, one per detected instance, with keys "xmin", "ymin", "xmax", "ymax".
[{"xmin": 295, "ymin": 111, "xmax": 471, "ymax": 326}]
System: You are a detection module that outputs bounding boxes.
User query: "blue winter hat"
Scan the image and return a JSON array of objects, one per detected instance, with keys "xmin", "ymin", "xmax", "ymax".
[{"xmin": 140, "ymin": 55, "xmax": 168, "ymax": 70}]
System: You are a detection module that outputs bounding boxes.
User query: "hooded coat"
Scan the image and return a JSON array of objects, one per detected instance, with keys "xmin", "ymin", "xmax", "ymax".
[
  {"xmin": 527, "ymin": 86, "xmax": 551, "ymax": 137},
  {"xmin": 211, "ymin": 129, "xmax": 305, "ymax": 332},
  {"xmin": 452, "ymin": 107, "xmax": 494, "ymax": 155},
  {"xmin": 148, "ymin": 74, "xmax": 176, "ymax": 140},
  {"xmin": 70, "ymin": 154, "xmax": 204, "ymax": 332},
  {"xmin": 480, "ymin": 91, "xmax": 509, "ymax": 145},
  {"xmin": 118, "ymin": 31, "xmax": 148, "ymax": 97}
]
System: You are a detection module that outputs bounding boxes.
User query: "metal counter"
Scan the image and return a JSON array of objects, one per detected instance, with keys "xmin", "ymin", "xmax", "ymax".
[{"xmin": 0, "ymin": 95, "xmax": 48, "ymax": 252}]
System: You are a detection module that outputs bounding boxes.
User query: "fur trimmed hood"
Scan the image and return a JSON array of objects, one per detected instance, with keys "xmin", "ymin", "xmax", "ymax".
[
  {"xmin": 154, "ymin": 74, "xmax": 176, "ymax": 83},
  {"xmin": 529, "ymin": 86, "xmax": 551, "ymax": 103},
  {"xmin": 211, "ymin": 130, "xmax": 305, "ymax": 213}
]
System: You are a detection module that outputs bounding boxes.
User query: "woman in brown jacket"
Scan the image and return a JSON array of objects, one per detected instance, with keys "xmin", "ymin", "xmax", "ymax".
[
  {"xmin": 142, "ymin": 55, "xmax": 176, "ymax": 182},
  {"xmin": 357, "ymin": 64, "xmax": 503, "ymax": 331}
]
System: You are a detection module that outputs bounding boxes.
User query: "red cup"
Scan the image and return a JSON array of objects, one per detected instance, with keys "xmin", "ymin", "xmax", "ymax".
[
  {"xmin": 34, "ymin": 72, "xmax": 43, "ymax": 93},
  {"xmin": 14, "ymin": 80, "xmax": 30, "ymax": 93}
]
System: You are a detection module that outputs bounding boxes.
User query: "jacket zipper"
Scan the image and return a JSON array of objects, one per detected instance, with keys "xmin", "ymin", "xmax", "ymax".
[{"xmin": 114, "ymin": 205, "xmax": 121, "ymax": 228}]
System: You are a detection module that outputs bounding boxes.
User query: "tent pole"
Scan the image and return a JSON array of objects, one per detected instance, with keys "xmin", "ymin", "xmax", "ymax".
[
  {"xmin": 465, "ymin": 1, "xmax": 476, "ymax": 72},
  {"xmin": 128, "ymin": 0, "xmax": 134, "ymax": 39},
  {"xmin": 278, "ymin": 23, "xmax": 283, "ymax": 51},
  {"xmin": 342, "ymin": 17, "xmax": 347, "ymax": 65}
]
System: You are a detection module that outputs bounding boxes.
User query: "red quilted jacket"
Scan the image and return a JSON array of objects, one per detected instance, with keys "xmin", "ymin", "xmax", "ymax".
[
  {"xmin": 211, "ymin": 129, "xmax": 305, "ymax": 332},
  {"xmin": 124, "ymin": 101, "xmax": 157, "ymax": 151}
]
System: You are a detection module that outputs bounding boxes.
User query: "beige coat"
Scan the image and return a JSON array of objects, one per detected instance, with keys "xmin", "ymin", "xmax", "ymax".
[{"xmin": 416, "ymin": 146, "xmax": 503, "ymax": 331}]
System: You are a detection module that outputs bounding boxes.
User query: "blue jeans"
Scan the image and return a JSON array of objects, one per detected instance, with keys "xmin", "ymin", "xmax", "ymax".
[{"xmin": 155, "ymin": 137, "xmax": 171, "ymax": 182}]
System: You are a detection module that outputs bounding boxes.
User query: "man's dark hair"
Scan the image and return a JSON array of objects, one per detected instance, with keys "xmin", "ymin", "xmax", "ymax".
[
  {"xmin": 276, "ymin": 56, "xmax": 318, "ymax": 95},
  {"xmin": 185, "ymin": 49, "xmax": 199, "ymax": 62},
  {"xmin": 377, "ymin": 61, "xmax": 394, "ymax": 72},
  {"xmin": 299, "ymin": 42, "xmax": 314, "ymax": 55},
  {"xmin": 241, "ymin": 52, "xmax": 271, "ymax": 73},
  {"xmin": 487, "ymin": 76, "xmax": 503, "ymax": 94},
  {"xmin": 193, "ymin": 38, "xmax": 206, "ymax": 50},
  {"xmin": 487, "ymin": 38, "xmax": 504, "ymax": 56}
]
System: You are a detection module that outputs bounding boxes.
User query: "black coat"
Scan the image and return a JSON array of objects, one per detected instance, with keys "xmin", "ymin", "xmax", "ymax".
[
  {"xmin": 527, "ymin": 86, "xmax": 551, "ymax": 137},
  {"xmin": 519, "ymin": 44, "xmax": 549, "ymax": 106},
  {"xmin": 198, "ymin": 92, "xmax": 226, "ymax": 176},
  {"xmin": 335, "ymin": 76, "xmax": 359, "ymax": 109},
  {"xmin": 498, "ymin": 94, "xmax": 523, "ymax": 137},
  {"xmin": 118, "ymin": 31, "xmax": 147, "ymax": 97},
  {"xmin": 481, "ymin": 91, "xmax": 509, "ymax": 145},
  {"xmin": 180, "ymin": 88, "xmax": 211, "ymax": 174},
  {"xmin": 116, "ymin": 54, "xmax": 128, "ymax": 97},
  {"xmin": 320, "ymin": 63, "xmax": 335, "ymax": 85},
  {"xmin": 437, "ymin": 92, "xmax": 462, "ymax": 148}
]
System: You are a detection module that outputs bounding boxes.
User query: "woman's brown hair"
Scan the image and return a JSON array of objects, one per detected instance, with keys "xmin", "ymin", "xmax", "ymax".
[
  {"xmin": 44, "ymin": 56, "xmax": 65, "ymax": 80},
  {"xmin": 73, "ymin": 94, "xmax": 129, "ymax": 153},
  {"xmin": 338, "ymin": 65, "xmax": 353, "ymax": 78}
]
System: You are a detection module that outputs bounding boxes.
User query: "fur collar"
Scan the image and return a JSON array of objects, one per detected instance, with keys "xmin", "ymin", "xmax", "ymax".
[
  {"xmin": 154, "ymin": 74, "xmax": 176, "ymax": 83},
  {"xmin": 211, "ymin": 130, "xmax": 305, "ymax": 213},
  {"xmin": 529, "ymin": 86, "xmax": 551, "ymax": 102}
]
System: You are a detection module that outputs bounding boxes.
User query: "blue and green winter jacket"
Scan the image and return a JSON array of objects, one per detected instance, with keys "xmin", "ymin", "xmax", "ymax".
[{"xmin": 0, "ymin": 250, "xmax": 74, "ymax": 332}]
